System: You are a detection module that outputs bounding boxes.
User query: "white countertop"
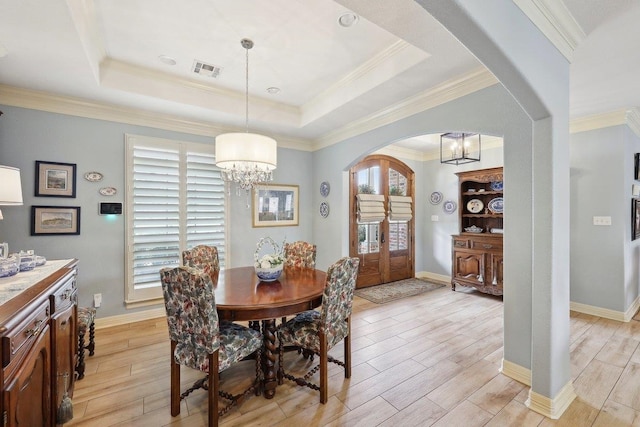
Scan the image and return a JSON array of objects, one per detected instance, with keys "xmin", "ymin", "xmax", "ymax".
[{"xmin": 0, "ymin": 259, "xmax": 74, "ymax": 306}]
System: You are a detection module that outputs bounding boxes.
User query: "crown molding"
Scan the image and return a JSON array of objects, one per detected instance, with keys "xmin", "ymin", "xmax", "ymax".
[
  {"xmin": 0, "ymin": 84, "xmax": 314, "ymax": 151},
  {"xmin": 313, "ymin": 67, "xmax": 499, "ymax": 151},
  {"xmin": 569, "ymin": 109, "xmax": 640, "ymax": 135},
  {"xmin": 301, "ymin": 40, "xmax": 429, "ymax": 126},
  {"xmin": 514, "ymin": 0, "xmax": 585, "ymax": 61},
  {"xmin": 627, "ymin": 108, "xmax": 640, "ymax": 138}
]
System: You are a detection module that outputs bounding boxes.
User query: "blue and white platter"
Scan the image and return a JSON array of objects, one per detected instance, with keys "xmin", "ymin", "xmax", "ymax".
[
  {"xmin": 488, "ymin": 197, "xmax": 504, "ymax": 214},
  {"xmin": 490, "ymin": 181, "xmax": 503, "ymax": 191}
]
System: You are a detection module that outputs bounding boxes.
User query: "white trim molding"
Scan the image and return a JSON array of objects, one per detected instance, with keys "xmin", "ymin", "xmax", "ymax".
[
  {"xmin": 415, "ymin": 271, "xmax": 451, "ymax": 286},
  {"xmin": 95, "ymin": 307, "xmax": 166, "ymax": 330},
  {"xmin": 513, "ymin": 0, "xmax": 585, "ymax": 61},
  {"xmin": 526, "ymin": 381, "xmax": 576, "ymax": 419},
  {"xmin": 570, "ymin": 296, "xmax": 640, "ymax": 323},
  {"xmin": 500, "ymin": 359, "xmax": 531, "ymax": 386}
]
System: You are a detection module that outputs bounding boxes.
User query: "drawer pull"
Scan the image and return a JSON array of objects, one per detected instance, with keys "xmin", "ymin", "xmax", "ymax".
[
  {"xmin": 482, "ymin": 244, "xmax": 493, "ymax": 249},
  {"xmin": 455, "ymin": 242, "xmax": 466, "ymax": 247},
  {"xmin": 24, "ymin": 319, "xmax": 44, "ymax": 338},
  {"xmin": 62, "ymin": 289, "xmax": 72, "ymax": 300}
]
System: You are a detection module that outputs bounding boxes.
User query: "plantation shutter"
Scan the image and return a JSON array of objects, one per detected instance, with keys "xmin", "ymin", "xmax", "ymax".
[{"xmin": 125, "ymin": 135, "xmax": 224, "ymax": 304}]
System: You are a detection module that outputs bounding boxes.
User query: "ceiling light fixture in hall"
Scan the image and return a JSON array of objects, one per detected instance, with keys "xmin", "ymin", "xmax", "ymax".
[
  {"xmin": 440, "ymin": 132, "xmax": 481, "ymax": 165},
  {"xmin": 215, "ymin": 38, "xmax": 277, "ymax": 196}
]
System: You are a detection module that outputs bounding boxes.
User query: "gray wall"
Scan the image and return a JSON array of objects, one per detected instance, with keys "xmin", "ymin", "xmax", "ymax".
[
  {"xmin": 570, "ymin": 124, "xmax": 640, "ymax": 312},
  {"xmin": 0, "ymin": 105, "xmax": 313, "ymax": 316}
]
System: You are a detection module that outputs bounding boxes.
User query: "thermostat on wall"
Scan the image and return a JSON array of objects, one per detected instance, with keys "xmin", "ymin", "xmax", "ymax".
[{"xmin": 99, "ymin": 202, "xmax": 123, "ymax": 215}]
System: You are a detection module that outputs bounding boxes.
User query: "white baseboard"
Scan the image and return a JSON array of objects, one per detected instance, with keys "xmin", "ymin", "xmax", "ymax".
[
  {"xmin": 95, "ymin": 307, "xmax": 166, "ymax": 329},
  {"xmin": 526, "ymin": 381, "xmax": 576, "ymax": 419},
  {"xmin": 416, "ymin": 271, "xmax": 450, "ymax": 286},
  {"xmin": 500, "ymin": 359, "xmax": 531, "ymax": 386},
  {"xmin": 570, "ymin": 294, "xmax": 640, "ymax": 322}
]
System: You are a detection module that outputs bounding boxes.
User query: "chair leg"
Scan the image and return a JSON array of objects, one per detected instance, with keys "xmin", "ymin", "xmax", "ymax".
[
  {"xmin": 319, "ymin": 332, "xmax": 328, "ymax": 404},
  {"xmin": 344, "ymin": 317, "xmax": 351, "ymax": 379},
  {"xmin": 87, "ymin": 321, "xmax": 96, "ymax": 356},
  {"xmin": 76, "ymin": 331, "xmax": 86, "ymax": 380},
  {"xmin": 170, "ymin": 341, "xmax": 181, "ymax": 417},
  {"xmin": 209, "ymin": 350, "xmax": 219, "ymax": 427}
]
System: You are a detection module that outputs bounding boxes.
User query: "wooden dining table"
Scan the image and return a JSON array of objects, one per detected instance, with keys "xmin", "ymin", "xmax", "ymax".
[{"xmin": 213, "ymin": 266, "xmax": 326, "ymax": 399}]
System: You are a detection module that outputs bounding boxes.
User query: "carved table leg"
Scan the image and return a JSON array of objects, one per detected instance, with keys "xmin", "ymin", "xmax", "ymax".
[{"xmin": 262, "ymin": 319, "xmax": 277, "ymax": 399}]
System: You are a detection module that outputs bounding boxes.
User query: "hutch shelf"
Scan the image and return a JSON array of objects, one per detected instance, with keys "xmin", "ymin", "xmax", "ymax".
[{"xmin": 451, "ymin": 167, "xmax": 504, "ymax": 296}]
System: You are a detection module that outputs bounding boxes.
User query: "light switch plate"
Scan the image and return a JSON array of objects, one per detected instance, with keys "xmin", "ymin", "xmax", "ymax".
[{"xmin": 593, "ymin": 216, "xmax": 612, "ymax": 226}]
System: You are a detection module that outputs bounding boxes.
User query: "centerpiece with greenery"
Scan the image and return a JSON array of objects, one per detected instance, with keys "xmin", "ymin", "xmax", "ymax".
[{"xmin": 254, "ymin": 237, "xmax": 285, "ymax": 282}]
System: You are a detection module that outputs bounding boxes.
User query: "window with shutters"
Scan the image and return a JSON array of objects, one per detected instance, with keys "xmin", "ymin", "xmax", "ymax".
[{"xmin": 124, "ymin": 134, "xmax": 226, "ymax": 305}]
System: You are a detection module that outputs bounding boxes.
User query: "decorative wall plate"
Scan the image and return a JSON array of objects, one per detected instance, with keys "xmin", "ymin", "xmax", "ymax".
[
  {"xmin": 488, "ymin": 197, "xmax": 504, "ymax": 213},
  {"xmin": 490, "ymin": 181, "xmax": 503, "ymax": 191},
  {"xmin": 466, "ymin": 199, "xmax": 484, "ymax": 213},
  {"xmin": 320, "ymin": 181, "xmax": 330, "ymax": 197},
  {"xmin": 319, "ymin": 202, "xmax": 330, "ymax": 218},
  {"xmin": 443, "ymin": 200, "xmax": 457, "ymax": 214},
  {"xmin": 84, "ymin": 171, "xmax": 103, "ymax": 182},
  {"xmin": 429, "ymin": 191, "xmax": 443, "ymax": 205},
  {"xmin": 99, "ymin": 187, "xmax": 117, "ymax": 196}
]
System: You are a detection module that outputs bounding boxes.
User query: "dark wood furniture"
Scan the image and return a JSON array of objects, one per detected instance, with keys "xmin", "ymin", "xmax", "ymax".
[
  {"xmin": 451, "ymin": 167, "xmax": 504, "ymax": 295},
  {"xmin": 214, "ymin": 266, "xmax": 326, "ymax": 399},
  {"xmin": 0, "ymin": 259, "xmax": 78, "ymax": 426}
]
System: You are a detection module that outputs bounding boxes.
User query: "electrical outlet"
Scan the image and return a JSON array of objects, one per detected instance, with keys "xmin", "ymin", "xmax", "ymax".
[
  {"xmin": 593, "ymin": 216, "xmax": 612, "ymax": 226},
  {"xmin": 94, "ymin": 293, "xmax": 102, "ymax": 308},
  {"xmin": 431, "ymin": 215, "xmax": 439, "ymax": 222}
]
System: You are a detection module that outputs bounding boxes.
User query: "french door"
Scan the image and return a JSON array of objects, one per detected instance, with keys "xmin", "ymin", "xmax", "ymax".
[{"xmin": 349, "ymin": 155, "xmax": 415, "ymax": 288}]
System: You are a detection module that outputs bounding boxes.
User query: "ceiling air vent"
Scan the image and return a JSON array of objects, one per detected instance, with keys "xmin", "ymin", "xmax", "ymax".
[{"xmin": 192, "ymin": 60, "xmax": 222, "ymax": 78}]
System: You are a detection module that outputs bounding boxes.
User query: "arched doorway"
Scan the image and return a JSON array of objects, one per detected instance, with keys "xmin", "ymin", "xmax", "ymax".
[{"xmin": 349, "ymin": 154, "xmax": 415, "ymax": 288}]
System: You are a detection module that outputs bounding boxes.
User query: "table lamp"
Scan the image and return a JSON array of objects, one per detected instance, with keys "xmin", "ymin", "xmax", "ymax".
[{"xmin": 0, "ymin": 165, "xmax": 24, "ymax": 220}]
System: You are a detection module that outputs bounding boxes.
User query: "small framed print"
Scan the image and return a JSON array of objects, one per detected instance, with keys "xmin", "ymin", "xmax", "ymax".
[
  {"xmin": 31, "ymin": 206, "xmax": 81, "ymax": 236},
  {"xmin": 252, "ymin": 184, "xmax": 299, "ymax": 227},
  {"xmin": 35, "ymin": 160, "xmax": 77, "ymax": 198},
  {"xmin": 633, "ymin": 199, "xmax": 640, "ymax": 241},
  {"xmin": 635, "ymin": 153, "xmax": 640, "ymax": 181}
]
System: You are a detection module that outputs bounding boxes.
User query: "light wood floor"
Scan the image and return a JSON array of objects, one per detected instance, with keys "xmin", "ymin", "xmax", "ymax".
[{"xmin": 68, "ymin": 286, "xmax": 640, "ymax": 426}]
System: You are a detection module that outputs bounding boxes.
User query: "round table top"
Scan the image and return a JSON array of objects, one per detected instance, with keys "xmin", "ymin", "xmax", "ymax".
[{"xmin": 213, "ymin": 266, "xmax": 326, "ymax": 321}]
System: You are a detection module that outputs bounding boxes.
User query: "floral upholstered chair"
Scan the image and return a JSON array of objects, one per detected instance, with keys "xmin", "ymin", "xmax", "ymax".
[
  {"xmin": 160, "ymin": 266, "xmax": 262, "ymax": 426},
  {"xmin": 277, "ymin": 256, "xmax": 359, "ymax": 403},
  {"xmin": 283, "ymin": 241, "xmax": 316, "ymax": 268},
  {"xmin": 182, "ymin": 245, "xmax": 220, "ymax": 282}
]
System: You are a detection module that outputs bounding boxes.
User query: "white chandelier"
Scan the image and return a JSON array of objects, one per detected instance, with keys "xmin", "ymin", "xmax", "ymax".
[{"xmin": 215, "ymin": 39, "xmax": 277, "ymax": 192}]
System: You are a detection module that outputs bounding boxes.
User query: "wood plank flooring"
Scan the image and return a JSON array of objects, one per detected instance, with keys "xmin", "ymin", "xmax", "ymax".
[{"xmin": 68, "ymin": 286, "xmax": 640, "ymax": 426}]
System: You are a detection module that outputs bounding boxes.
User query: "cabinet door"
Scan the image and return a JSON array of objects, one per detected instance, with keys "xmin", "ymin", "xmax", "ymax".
[
  {"xmin": 489, "ymin": 253, "xmax": 504, "ymax": 289},
  {"xmin": 3, "ymin": 325, "xmax": 51, "ymax": 427},
  {"xmin": 52, "ymin": 300, "xmax": 76, "ymax": 424},
  {"xmin": 453, "ymin": 249, "xmax": 485, "ymax": 285}
]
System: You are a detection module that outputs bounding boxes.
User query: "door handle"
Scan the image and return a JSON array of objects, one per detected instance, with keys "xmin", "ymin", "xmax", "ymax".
[{"xmin": 381, "ymin": 232, "xmax": 385, "ymax": 244}]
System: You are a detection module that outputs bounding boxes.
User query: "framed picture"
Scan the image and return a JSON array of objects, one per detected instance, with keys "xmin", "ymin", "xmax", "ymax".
[
  {"xmin": 635, "ymin": 154, "xmax": 640, "ymax": 181},
  {"xmin": 633, "ymin": 199, "xmax": 640, "ymax": 241},
  {"xmin": 31, "ymin": 206, "xmax": 81, "ymax": 236},
  {"xmin": 35, "ymin": 160, "xmax": 77, "ymax": 197},
  {"xmin": 0, "ymin": 243, "xmax": 7, "ymax": 258},
  {"xmin": 252, "ymin": 184, "xmax": 299, "ymax": 227}
]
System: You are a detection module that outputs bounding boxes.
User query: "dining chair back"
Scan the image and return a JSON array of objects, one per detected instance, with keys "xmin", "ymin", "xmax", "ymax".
[
  {"xmin": 160, "ymin": 266, "xmax": 262, "ymax": 426},
  {"xmin": 283, "ymin": 241, "xmax": 316, "ymax": 268},
  {"xmin": 182, "ymin": 245, "xmax": 220, "ymax": 281},
  {"xmin": 277, "ymin": 256, "xmax": 359, "ymax": 403}
]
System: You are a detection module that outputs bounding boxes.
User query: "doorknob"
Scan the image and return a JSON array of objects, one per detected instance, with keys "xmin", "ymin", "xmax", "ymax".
[{"xmin": 381, "ymin": 232, "xmax": 385, "ymax": 243}]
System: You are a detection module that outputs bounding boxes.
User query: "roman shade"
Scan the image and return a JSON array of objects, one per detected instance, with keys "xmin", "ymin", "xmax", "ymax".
[
  {"xmin": 356, "ymin": 194, "xmax": 386, "ymax": 223},
  {"xmin": 388, "ymin": 195, "xmax": 412, "ymax": 222}
]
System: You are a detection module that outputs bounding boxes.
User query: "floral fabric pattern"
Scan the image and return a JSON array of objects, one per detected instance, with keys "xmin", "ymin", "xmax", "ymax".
[
  {"xmin": 182, "ymin": 245, "xmax": 220, "ymax": 282},
  {"xmin": 77, "ymin": 306, "xmax": 96, "ymax": 334},
  {"xmin": 283, "ymin": 241, "xmax": 317, "ymax": 268},
  {"xmin": 278, "ymin": 257, "xmax": 359, "ymax": 351},
  {"xmin": 160, "ymin": 266, "xmax": 262, "ymax": 373}
]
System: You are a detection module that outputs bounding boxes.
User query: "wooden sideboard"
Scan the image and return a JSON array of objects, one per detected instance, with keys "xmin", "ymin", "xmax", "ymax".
[
  {"xmin": 0, "ymin": 259, "xmax": 78, "ymax": 426},
  {"xmin": 451, "ymin": 167, "xmax": 504, "ymax": 296}
]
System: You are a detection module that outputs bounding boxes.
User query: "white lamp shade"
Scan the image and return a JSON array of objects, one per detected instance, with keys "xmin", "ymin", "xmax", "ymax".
[
  {"xmin": 215, "ymin": 132, "xmax": 277, "ymax": 171},
  {"xmin": 0, "ymin": 166, "xmax": 23, "ymax": 205}
]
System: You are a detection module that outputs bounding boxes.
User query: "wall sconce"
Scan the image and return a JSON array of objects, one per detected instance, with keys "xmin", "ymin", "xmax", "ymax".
[{"xmin": 440, "ymin": 132, "xmax": 481, "ymax": 165}]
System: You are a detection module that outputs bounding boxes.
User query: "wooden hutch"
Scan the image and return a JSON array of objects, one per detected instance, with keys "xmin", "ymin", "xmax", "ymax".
[{"xmin": 451, "ymin": 167, "xmax": 504, "ymax": 295}]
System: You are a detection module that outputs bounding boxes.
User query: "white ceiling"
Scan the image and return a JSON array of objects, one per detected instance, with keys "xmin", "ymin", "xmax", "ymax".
[{"xmin": 0, "ymin": 1, "xmax": 638, "ymax": 154}]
